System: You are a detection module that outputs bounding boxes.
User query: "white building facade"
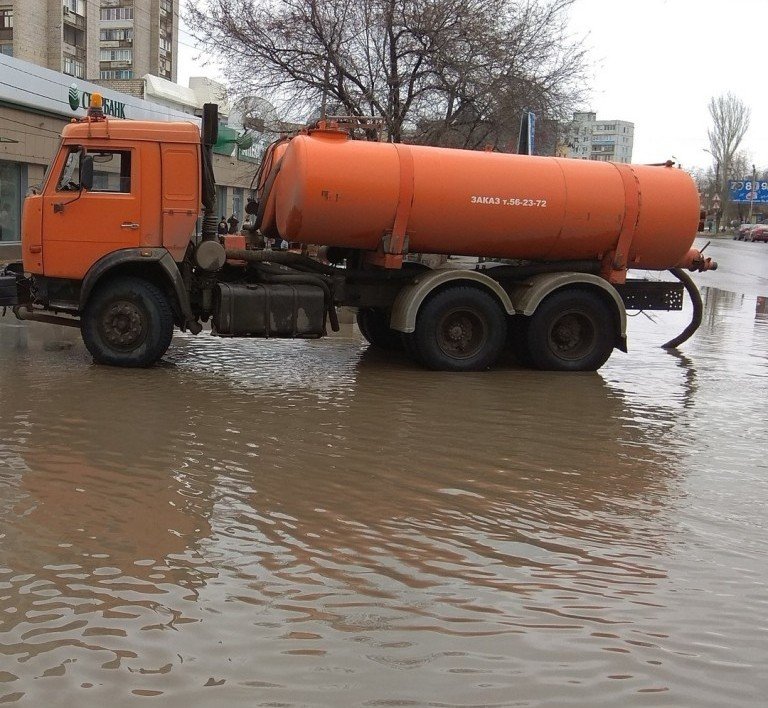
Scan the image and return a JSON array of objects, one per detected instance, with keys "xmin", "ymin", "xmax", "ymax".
[{"xmin": 563, "ymin": 112, "xmax": 634, "ymax": 163}]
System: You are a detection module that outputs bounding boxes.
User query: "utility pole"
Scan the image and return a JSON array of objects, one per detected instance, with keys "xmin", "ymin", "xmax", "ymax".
[{"xmin": 748, "ymin": 163, "xmax": 757, "ymax": 222}]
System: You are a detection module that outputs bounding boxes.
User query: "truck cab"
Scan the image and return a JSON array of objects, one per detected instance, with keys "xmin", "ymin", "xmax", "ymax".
[{"xmin": 23, "ymin": 119, "xmax": 200, "ymax": 281}]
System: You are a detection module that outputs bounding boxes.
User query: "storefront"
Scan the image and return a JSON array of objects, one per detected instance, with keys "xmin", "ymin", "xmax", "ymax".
[{"xmin": 0, "ymin": 160, "xmax": 24, "ymax": 243}]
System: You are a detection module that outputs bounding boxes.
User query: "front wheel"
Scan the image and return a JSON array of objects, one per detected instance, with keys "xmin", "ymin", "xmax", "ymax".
[
  {"xmin": 81, "ymin": 276, "xmax": 174, "ymax": 367},
  {"xmin": 525, "ymin": 289, "xmax": 615, "ymax": 371},
  {"xmin": 412, "ymin": 286, "xmax": 506, "ymax": 371}
]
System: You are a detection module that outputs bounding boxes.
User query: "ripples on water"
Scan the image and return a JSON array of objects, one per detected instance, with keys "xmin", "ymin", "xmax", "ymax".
[{"xmin": 1, "ymin": 259, "xmax": 767, "ymax": 705}]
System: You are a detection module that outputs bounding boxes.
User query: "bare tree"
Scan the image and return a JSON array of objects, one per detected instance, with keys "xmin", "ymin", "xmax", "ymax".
[
  {"xmin": 707, "ymin": 93, "xmax": 750, "ymax": 229},
  {"xmin": 186, "ymin": 0, "xmax": 588, "ymax": 149}
]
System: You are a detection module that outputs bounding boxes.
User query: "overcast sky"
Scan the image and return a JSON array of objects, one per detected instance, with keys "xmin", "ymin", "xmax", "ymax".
[{"xmin": 177, "ymin": 0, "xmax": 767, "ymax": 173}]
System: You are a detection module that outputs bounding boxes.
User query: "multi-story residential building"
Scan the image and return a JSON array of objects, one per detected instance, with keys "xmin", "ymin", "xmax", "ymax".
[
  {"xmin": 0, "ymin": 0, "xmax": 100, "ymax": 79},
  {"xmin": 562, "ymin": 112, "xmax": 634, "ymax": 163},
  {"xmin": 0, "ymin": 1, "xmax": 178, "ymax": 82},
  {"xmin": 99, "ymin": 0, "xmax": 179, "ymax": 81}
]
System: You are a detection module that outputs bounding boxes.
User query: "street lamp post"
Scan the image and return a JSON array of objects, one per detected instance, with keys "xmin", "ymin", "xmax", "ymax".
[{"xmin": 748, "ymin": 164, "xmax": 757, "ymax": 222}]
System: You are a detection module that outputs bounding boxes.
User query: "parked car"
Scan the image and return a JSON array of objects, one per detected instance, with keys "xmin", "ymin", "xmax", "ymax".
[
  {"xmin": 751, "ymin": 225, "xmax": 768, "ymax": 242},
  {"xmin": 735, "ymin": 223, "xmax": 758, "ymax": 240}
]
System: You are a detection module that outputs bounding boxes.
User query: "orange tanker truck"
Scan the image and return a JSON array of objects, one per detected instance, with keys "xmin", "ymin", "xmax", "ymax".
[{"xmin": 0, "ymin": 98, "xmax": 715, "ymax": 372}]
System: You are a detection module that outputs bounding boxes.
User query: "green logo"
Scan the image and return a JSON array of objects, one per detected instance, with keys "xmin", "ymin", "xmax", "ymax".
[
  {"xmin": 68, "ymin": 83, "xmax": 79, "ymax": 111},
  {"xmin": 66, "ymin": 83, "xmax": 127, "ymax": 118}
]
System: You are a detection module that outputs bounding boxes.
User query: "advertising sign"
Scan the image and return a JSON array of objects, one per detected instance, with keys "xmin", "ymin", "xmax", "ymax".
[
  {"xmin": 729, "ymin": 179, "xmax": 768, "ymax": 204},
  {"xmin": 0, "ymin": 54, "xmax": 199, "ymax": 125}
]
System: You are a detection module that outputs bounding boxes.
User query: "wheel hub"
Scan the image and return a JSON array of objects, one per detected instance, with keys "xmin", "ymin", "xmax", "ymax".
[
  {"xmin": 447, "ymin": 322, "xmax": 468, "ymax": 342},
  {"xmin": 438, "ymin": 311, "xmax": 484, "ymax": 358},
  {"xmin": 549, "ymin": 312, "xmax": 594, "ymax": 359},
  {"xmin": 101, "ymin": 301, "xmax": 146, "ymax": 348}
]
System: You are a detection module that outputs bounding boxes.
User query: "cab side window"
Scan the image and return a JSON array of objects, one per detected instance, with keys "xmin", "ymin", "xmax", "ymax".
[
  {"xmin": 90, "ymin": 151, "xmax": 132, "ymax": 193},
  {"xmin": 57, "ymin": 148, "xmax": 82, "ymax": 191}
]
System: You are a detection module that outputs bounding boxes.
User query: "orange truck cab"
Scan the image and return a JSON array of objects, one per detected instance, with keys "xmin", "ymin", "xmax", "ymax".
[
  {"xmin": 23, "ymin": 120, "xmax": 200, "ymax": 279},
  {"xmin": 0, "ymin": 98, "xmax": 716, "ymax": 373}
]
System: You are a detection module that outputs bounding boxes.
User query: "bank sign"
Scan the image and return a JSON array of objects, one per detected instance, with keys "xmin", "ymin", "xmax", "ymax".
[
  {"xmin": 68, "ymin": 84, "xmax": 127, "ymax": 118},
  {"xmin": 0, "ymin": 53, "xmax": 197, "ymax": 124},
  {"xmin": 729, "ymin": 179, "xmax": 768, "ymax": 204}
]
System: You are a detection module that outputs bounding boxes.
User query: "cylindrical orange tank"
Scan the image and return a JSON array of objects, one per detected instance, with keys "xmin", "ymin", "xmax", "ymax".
[{"xmin": 258, "ymin": 129, "xmax": 700, "ymax": 270}]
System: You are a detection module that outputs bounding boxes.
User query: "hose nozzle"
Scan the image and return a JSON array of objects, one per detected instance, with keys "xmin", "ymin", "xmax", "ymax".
[{"xmin": 677, "ymin": 248, "xmax": 718, "ymax": 272}]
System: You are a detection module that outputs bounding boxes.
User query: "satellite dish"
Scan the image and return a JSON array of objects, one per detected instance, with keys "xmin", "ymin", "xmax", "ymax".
[{"xmin": 236, "ymin": 96, "xmax": 280, "ymax": 133}]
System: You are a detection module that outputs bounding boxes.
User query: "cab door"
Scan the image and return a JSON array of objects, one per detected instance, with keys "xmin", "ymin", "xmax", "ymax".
[{"xmin": 42, "ymin": 145, "xmax": 141, "ymax": 280}]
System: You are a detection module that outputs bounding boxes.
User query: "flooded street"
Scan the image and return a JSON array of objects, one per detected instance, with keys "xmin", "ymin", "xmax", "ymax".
[{"xmin": 1, "ymin": 238, "xmax": 767, "ymax": 706}]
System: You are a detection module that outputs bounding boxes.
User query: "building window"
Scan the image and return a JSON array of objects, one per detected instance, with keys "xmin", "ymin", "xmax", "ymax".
[
  {"xmin": 0, "ymin": 43, "xmax": 11, "ymax": 56},
  {"xmin": 0, "ymin": 8, "xmax": 12, "ymax": 29},
  {"xmin": 232, "ymin": 188, "xmax": 244, "ymax": 225},
  {"xmin": 63, "ymin": 0, "xmax": 86, "ymax": 16},
  {"xmin": 63, "ymin": 24, "xmax": 85, "ymax": 47},
  {"xmin": 100, "ymin": 28, "xmax": 133, "ymax": 41},
  {"xmin": 217, "ymin": 186, "xmax": 228, "ymax": 218},
  {"xmin": 99, "ymin": 69, "xmax": 133, "ymax": 79},
  {"xmin": 0, "ymin": 160, "xmax": 23, "ymax": 243},
  {"xmin": 100, "ymin": 7, "xmax": 134, "ymax": 20},
  {"xmin": 100, "ymin": 48, "xmax": 132, "ymax": 62},
  {"xmin": 63, "ymin": 56, "xmax": 85, "ymax": 78}
]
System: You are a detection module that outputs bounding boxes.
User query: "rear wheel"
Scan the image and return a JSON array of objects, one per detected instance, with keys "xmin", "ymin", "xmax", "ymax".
[
  {"xmin": 526, "ymin": 289, "xmax": 615, "ymax": 371},
  {"xmin": 81, "ymin": 276, "xmax": 174, "ymax": 367},
  {"xmin": 412, "ymin": 286, "xmax": 506, "ymax": 371},
  {"xmin": 356, "ymin": 308, "xmax": 402, "ymax": 350}
]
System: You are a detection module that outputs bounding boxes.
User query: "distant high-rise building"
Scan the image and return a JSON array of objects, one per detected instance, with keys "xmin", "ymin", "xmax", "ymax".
[
  {"xmin": 0, "ymin": 1, "xmax": 179, "ymax": 81},
  {"xmin": 99, "ymin": 0, "xmax": 179, "ymax": 82},
  {"xmin": 0, "ymin": 0, "xmax": 100, "ymax": 79},
  {"xmin": 562, "ymin": 112, "xmax": 634, "ymax": 163}
]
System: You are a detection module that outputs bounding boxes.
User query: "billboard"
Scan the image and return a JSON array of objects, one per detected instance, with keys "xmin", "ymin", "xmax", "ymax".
[{"xmin": 729, "ymin": 179, "xmax": 768, "ymax": 204}]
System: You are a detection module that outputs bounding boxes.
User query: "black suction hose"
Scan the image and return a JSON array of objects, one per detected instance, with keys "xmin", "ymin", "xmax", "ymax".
[
  {"xmin": 662, "ymin": 267, "xmax": 703, "ymax": 349},
  {"xmin": 224, "ymin": 248, "xmax": 337, "ymax": 276}
]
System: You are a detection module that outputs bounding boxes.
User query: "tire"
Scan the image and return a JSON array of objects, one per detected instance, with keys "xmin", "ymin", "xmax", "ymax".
[
  {"xmin": 412, "ymin": 286, "xmax": 506, "ymax": 371},
  {"xmin": 525, "ymin": 289, "xmax": 615, "ymax": 371},
  {"xmin": 356, "ymin": 308, "xmax": 402, "ymax": 350},
  {"xmin": 81, "ymin": 276, "xmax": 174, "ymax": 367}
]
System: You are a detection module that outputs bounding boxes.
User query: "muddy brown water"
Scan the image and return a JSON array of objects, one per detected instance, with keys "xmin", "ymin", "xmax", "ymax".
[{"xmin": 0, "ymin": 239, "xmax": 766, "ymax": 706}]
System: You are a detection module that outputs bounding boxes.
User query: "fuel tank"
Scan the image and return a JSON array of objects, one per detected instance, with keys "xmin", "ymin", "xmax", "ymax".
[{"xmin": 258, "ymin": 128, "xmax": 701, "ymax": 270}]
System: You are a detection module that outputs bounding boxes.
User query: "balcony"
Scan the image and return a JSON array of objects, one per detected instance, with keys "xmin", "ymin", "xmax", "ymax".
[
  {"xmin": 63, "ymin": 44, "xmax": 86, "ymax": 61},
  {"xmin": 62, "ymin": 9, "xmax": 86, "ymax": 31}
]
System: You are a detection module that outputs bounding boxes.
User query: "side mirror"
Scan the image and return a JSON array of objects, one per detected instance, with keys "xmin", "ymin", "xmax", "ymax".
[{"xmin": 80, "ymin": 154, "xmax": 94, "ymax": 191}]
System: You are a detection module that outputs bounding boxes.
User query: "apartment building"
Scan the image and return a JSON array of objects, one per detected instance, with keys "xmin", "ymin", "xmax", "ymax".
[
  {"xmin": 562, "ymin": 112, "xmax": 635, "ymax": 163},
  {"xmin": 0, "ymin": 0, "xmax": 100, "ymax": 79},
  {"xmin": 0, "ymin": 1, "xmax": 179, "ymax": 82},
  {"xmin": 99, "ymin": 0, "xmax": 179, "ymax": 82}
]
